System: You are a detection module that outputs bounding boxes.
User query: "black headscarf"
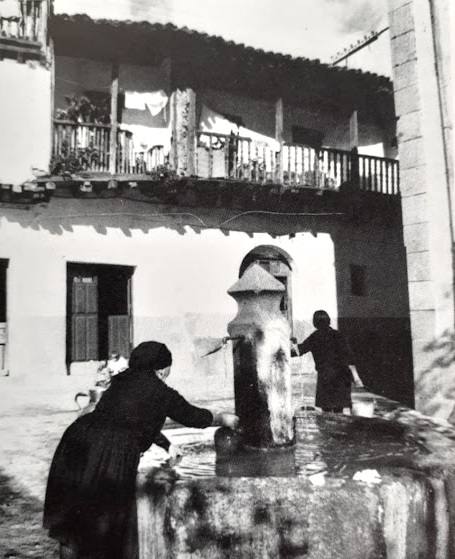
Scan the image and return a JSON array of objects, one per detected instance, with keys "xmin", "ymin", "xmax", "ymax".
[
  {"xmin": 313, "ymin": 310, "xmax": 331, "ymax": 329},
  {"xmin": 129, "ymin": 341, "xmax": 172, "ymax": 373}
]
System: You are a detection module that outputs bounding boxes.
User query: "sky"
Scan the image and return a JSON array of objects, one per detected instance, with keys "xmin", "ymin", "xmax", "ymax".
[{"xmin": 54, "ymin": 0, "xmax": 392, "ymax": 76}]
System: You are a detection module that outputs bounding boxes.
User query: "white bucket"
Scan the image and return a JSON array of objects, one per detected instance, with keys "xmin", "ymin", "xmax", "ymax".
[{"xmin": 352, "ymin": 400, "xmax": 375, "ymax": 418}]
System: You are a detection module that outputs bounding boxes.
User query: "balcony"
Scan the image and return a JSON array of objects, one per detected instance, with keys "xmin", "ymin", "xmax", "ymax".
[
  {"xmin": 52, "ymin": 120, "xmax": 166, "ymax": 177},
  {"xmin": 49, "ymin": 121, "xmax": 399, "ymax": 197},
  {"xmin": 196, "ymin": 131, "xmax": 399, "ymax": 195},
  {"xmin": 0, "ymin": 0, "xmax": 48, "ymax": 59}
]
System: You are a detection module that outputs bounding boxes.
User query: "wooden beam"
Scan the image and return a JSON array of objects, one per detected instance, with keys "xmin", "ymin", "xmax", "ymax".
[
  {"xmin": 109, "ymin": 60, "xmax": 119, "ymax": 174},
  {"xmin": 171, "ymin": 88, "xmax": 197, "ymax": 176},
  {"xmin": 349, "ymin": 110, "xmax": 359, "ymax": 150},
  {"xmin": 275, "ymin": 98, "xmax": 284, "ymax": 143},
  {"xmin": 187, "ymin": 89, "xmax": 197, "ymax": 176},
  {"xmin": 275, "ymin": 98, "xmax": 284, "ymax": 183},
  {"xmin": 49, "ymin": 37, "xmax": 55, "ymax": 171},
  {"xmin": 39, "ymin": 0, "xmax": 50, "ymax": 46},
  {"xmin": 349, "ymin": 110, "xmax": 360, "ymax": 188}
]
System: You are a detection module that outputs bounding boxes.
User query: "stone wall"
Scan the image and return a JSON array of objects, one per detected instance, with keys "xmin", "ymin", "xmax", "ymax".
[{"xmin": 388, "ymin": 0, "xmax": 455, "ymax": 418}]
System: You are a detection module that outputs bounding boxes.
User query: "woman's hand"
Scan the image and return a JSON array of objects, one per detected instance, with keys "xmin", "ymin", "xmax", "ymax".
[
  {"xmin": 290, "ymin": 337, "xmax": 300, "ymax": 357},
  {"xmin": 168, "ymin": 444, "xmax": 183, "ymax": 464},
  {"xmin": 213, "ymin": 412, "xmax": 239, "ymax": 430}
]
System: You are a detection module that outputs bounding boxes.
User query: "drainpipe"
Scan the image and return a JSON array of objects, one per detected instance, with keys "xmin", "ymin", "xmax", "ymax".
[{"xmin": 413, "ymin": 0, "xmax": 455, "ymax": 330}]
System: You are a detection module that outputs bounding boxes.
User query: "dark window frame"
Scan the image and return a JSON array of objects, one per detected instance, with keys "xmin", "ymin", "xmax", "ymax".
[{"xmin": 350, "ymin": 264, "xmax": 367, "ymax": 297}]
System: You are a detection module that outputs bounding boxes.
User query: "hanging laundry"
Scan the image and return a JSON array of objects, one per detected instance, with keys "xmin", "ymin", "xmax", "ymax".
[
  {"xmin": 124, "ymin": 90, "xmax": 168, "ymax": 116},
  {"xmin": 124, "ymin": 92, "xmax": 145, "ymax": 111},
  {"xmin": 199, "ymin": 105, "xmax": 279, "ymax": 152},
  {"xmin": 0, "ymin": 0, "xmax": 21, "ymax": 18},
  {"xmin": 119, "ymin": 123, "xmax": 172, "ymax": 162},
  {"xmin": 144, "ymin": 90, "xmax": 168, "ymax": 116},
  {"xmin": 199, "ymin": 105, "xmax": 239, "ymax": 136},
  {"xmin": 198, "ymin": 105, "xmax": 280, "ymax": 178}
]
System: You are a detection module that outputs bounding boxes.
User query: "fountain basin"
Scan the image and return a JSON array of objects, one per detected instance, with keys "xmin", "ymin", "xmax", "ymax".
[
  {"xmin": 137, "ymin": 395, "xmax": 455, "ymax": 558},
  {"xmin": 138, "ymin": 470, "xmax": 444, "ymax": 558}
]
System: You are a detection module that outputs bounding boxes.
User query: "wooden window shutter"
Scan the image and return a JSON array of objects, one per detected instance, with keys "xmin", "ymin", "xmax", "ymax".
[
  {"xmin": 71, "ymin": 275, "xmax": 98, "ymax": 361},
  {"xmin": 108, "ymin": 315, "xmax": 130, "ymax": 358}
]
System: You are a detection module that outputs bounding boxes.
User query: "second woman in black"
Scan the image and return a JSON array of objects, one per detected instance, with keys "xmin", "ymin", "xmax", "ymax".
[{"xmin": 292, "ymin": 310, "xmax": 363, "ymax": 412}]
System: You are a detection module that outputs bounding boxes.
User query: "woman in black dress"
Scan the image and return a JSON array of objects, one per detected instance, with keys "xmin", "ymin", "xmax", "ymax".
[
  {"xmin": 292, "ymin": 310, "xmax": 363, "ymax": 412},
  {"xmin": 43, "ymin": 341, "xmax": 238, "ymax": 559}
]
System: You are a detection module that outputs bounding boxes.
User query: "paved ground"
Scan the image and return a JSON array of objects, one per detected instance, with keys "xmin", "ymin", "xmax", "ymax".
[{"xmin": 0, "ymin": 372, "xmax": 313, "ymax": 558}]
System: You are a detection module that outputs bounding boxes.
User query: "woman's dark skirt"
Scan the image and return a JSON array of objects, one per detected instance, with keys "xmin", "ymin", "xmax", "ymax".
[
  {"xmin": 43, "ymin": 412, "xmax": 141, "ymax": 559},
  {"xmin": 315, "ymin": 365, "xmax": 352, "ymax": 410}
]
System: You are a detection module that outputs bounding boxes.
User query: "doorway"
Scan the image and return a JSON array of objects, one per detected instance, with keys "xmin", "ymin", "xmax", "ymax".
[
  {"xmin": 66, "ymin": 263, "xmax": 134, "ymax": 367},
  {"xmin": 0, "ymin": 259, "xmax": 7, "ymax": 372}
]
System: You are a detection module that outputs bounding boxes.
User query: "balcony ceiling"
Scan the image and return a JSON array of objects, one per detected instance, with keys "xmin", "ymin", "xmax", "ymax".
[{"xmin": 50, "ymin": 14, "xmax": 394, "ymax": 119}]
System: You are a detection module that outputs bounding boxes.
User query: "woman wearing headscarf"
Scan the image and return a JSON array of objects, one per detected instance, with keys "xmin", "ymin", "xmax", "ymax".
[
  {"xmin": 43, "ymin": 341, "xmax": 238, "ymax": 559},
  {"xmin": 291, "ymin": 310, "xmax": 363, "ymax": 413}
]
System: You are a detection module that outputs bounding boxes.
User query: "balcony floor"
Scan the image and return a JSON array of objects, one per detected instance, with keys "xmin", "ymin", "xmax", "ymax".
[{"xmin": 0, "ymin": 173, "xmax": 402, "ymax": 235}]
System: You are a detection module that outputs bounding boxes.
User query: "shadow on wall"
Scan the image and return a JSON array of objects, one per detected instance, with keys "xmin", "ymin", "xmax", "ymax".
[
  {"xmin": 343, "ymin": 320, "xmax": 414, "ymax": 408},
  {"xmin": 2, "ymin": 199, "xmax": 335, "ymax": 239},
  {"xmin": 416, "ymin": 330, "xmax": 455, "ymax": 419},
  {"xmin": 2, "ymin": 203, "xmax": 204, "ymax": 238},
  {"xmin": 332, "ymin": 230, "xmax": 415, "ymax": 408}
]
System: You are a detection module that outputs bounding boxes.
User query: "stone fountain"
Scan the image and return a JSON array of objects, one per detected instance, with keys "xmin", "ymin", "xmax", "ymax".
[
  {"xmin": 225, "ymin": 263, "xmax": 293, "ymax": 447},
  {"xmin": 137, "ymin": 264, "xmax": 455, "ymax": 558}
]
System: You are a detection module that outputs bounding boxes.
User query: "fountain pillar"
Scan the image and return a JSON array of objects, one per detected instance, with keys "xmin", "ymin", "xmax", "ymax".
[{"xmin": 227, "ymin": 263, "xmax": 293, "ymax": 448}]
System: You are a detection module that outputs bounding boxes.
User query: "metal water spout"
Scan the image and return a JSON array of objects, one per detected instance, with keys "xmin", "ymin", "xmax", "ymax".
[{"xmin": 227, "ymin": 263, "xmax": 294, "ymax": 448}]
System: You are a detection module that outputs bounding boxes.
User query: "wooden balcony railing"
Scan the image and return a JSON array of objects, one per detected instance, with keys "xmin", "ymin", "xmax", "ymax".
[
  {"xmin": 282, "ymin": 145, "xmax": 399, "ymax": 194},
  {"xmin": 197, "ymin": 131, "xmax": 278, "ymax": 183},
  {"xmin": 53, "ymin": 120, "xmax": 113, "ymax": 173},
  {"xmin": 356, "ymin": 153, "xmax": 399, "ymax": 195},
  {"xmin": 197, "ymin": 131, "xmax": 399, "ymax": 195},
  {"xmin": 52, "ymin": 120, "xmax": 166, "ymax": 175},
  {"xmin": 0, "ymin": 0, "xmax": 45, "ymax": 43},
  {"xmin": 51, "ymin": 122, "xmax": 399, "ymax": 194}
]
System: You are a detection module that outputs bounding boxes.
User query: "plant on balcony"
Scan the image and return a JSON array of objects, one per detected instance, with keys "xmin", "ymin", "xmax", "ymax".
[
  {"xmin": 50, "ymin": 140, "xmax": 100, "ymax": 175},
  {"xmin": 149, "ymin": 163, "xmax": 176, "ymax": 181},
  {"xmin": 55, "ymin": 94, "xmax": 110, "ymax": 124}
]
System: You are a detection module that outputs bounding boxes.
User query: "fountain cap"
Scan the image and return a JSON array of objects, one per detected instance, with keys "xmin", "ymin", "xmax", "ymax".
[{"xmin": 228, "ymin": 263, "xmax": 285, "ymax": 295}]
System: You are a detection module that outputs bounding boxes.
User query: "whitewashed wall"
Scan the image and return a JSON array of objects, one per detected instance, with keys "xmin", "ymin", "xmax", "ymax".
[
  {"xmin": 0, "ymin": 59, "xmax": 52, "ymax": 184},
  {"xmin": 0, "ymin": 198, "xmax": 337, "ymax": 400}
]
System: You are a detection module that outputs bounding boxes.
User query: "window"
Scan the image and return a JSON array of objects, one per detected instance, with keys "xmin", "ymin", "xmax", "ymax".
[
  {"xmin": 0, "ymin": 259, "xmax": 7, "ymax": 323},
  {"xmin": 350, "ymin": 264, "xmax": 367, "ymax": 296},
  {"xmin": 66, "ymin": 263, "xmax": 134, "ymax": 365},
  {"xmin": 0, "ymin": 260, "xmax": 8, "ymax": 372},
  {"xmin": 292, "ymin": 126, "xmax": 324, "ymax": 149}
]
